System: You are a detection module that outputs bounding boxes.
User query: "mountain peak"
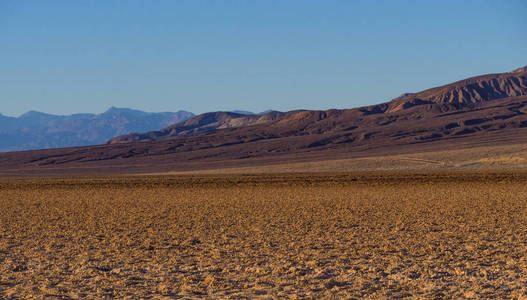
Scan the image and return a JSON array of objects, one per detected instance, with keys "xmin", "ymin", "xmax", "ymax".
[
  {"xmin": 19, "ymin": 111, "xmax": 54, "ymax": 118},
  {"xmin": 258, "ymin": 109, "xmax": 274, "ymax": 115},
  {"xmin": 104, "ymin": 106, "xmax": 133, "ymax": 114}
]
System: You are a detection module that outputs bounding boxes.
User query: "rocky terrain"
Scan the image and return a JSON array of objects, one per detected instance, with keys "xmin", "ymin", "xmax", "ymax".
[{"xmin": 3, "ymin": 173, "xmax": 527, "ymax": 298}]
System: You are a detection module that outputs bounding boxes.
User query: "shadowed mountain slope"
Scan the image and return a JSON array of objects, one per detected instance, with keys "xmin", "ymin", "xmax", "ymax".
[{"xmin": 1, "ymin": 67, "xmax": 526, "ymax": 175}]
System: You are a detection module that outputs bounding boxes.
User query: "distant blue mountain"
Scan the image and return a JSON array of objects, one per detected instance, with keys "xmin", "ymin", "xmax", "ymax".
[
  {"xmin": 231, "ymin": 110, "xmax": 274, "ymax": 115},
  {"xmin": 257, "ymin": 110, "xmax": 274, "ymax": 115},
  {"xmin": 231, "ymin": 110, "xmax": 255, "ymax": 115},
  {"xmin": 0, "ymin": 107, "xmax": 194, "ymax": 152}
]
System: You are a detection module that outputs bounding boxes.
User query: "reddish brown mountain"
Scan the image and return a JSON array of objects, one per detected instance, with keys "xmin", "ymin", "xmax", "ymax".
[
  {"xmin": 108, "ymin": 110, "xmax": 299, "ymax": 144},
  {"xmin": 1, "ymin": 67, "xmax": 526, "ymax": 175}
]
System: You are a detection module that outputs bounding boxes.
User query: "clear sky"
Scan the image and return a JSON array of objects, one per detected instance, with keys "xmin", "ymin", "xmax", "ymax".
[{"xmin": 1, "ymin": 0, "xmax": 526, "ymax": 117}]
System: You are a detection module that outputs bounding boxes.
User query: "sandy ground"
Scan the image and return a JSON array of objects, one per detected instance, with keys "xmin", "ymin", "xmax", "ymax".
[
  {"xmin": 152, "ymin": 143, "xmax": 527, "ymax": 175},
  {"xmin": 1, "ymin": 174, "xmax": 527, "ymax": 298}
]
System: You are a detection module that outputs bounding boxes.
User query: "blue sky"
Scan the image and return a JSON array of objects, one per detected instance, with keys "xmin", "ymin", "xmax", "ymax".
[{"xmin": 1, "ymin": 0, "xmax": 526, "ymax": 117}]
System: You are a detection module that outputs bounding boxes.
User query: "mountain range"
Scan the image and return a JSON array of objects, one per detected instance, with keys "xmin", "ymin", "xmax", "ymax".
[
  {"xmin": 0, "ymin": 108, "xmax": 194, "ymax": 152},
  {"xmin": 0, "ymin": 65, "xmax": 526, "ymax": 175},
  {"xmin": 108, "ymin": 65, "xmax": 527, "ymax": 149}
]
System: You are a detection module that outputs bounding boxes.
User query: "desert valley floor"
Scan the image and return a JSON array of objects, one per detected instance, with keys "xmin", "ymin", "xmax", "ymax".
[{"xmin": 2, "ymin": 172, "xmax": 527, "ymax": 298}]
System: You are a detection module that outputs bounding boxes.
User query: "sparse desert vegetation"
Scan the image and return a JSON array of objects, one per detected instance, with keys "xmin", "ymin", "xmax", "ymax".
[{"xmin": 2, "ymin": 173, "xmax": 527, "ymax": 298}]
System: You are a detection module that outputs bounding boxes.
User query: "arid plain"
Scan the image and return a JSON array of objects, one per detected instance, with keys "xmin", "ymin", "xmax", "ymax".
[{"xmin": 2, "ymin": 172, "xmax": 527, "ymax": 298}]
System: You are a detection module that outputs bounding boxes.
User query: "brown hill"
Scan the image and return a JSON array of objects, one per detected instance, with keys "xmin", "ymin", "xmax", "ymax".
[
  {"xmin": 371, "ymin": 68, "xmax": 527, "ymax": 113},
  {"xmin": 108, "ymin": 110, "xmax": 299, "ymax": 144},
  {"xmin": 1, "ymin": 67, "xmax": 526, "ymax": 175}
]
